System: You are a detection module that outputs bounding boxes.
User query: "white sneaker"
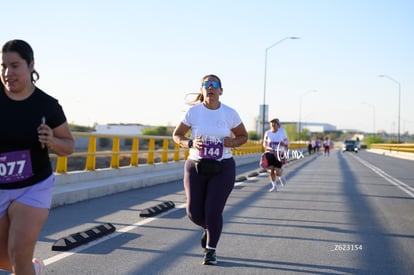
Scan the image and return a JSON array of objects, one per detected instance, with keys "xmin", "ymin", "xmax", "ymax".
[
  {"xmin": 269, "ymin": 185, "xmax": 277, "ymax": 192},
  {"xmin": 32, "ymin": 258, "xmax": 45, "ymax": 275}
]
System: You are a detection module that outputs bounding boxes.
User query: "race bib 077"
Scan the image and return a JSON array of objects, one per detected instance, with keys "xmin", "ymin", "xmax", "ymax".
[{"xmin": 0, "ymin": 150, "xmax": 33, "ymax": 184}]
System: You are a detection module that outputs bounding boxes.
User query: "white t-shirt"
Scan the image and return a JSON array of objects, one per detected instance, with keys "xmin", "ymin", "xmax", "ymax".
[
  {"xmin": 263, "ymin": 128, "xmax": 289, "ymax": 153},
  {"xmin": 182, "ymin": 102, "xmax": 243, "ymax": 160}
]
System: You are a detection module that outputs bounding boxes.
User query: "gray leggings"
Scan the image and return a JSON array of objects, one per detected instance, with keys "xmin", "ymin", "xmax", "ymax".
[{"xmin": 183, "ymin": 158, "xmax": 235, "ymax": 248}]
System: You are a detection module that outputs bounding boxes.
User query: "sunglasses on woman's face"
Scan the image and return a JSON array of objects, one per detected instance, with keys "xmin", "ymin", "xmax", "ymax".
[{"xmin": 203, "ymin": 81, "xmax": 220, "ymax": 89}]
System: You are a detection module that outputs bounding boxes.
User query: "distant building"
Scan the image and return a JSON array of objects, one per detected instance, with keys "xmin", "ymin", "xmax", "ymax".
[
  {"xmin": 89, "ymin": 123, "xmax": 149, "ymax": 148},
  {"xmin": 255, "ymin": 114, "xmax": 337, "ymax": 134},
  {"xmin": 258, "ymin": 120, "xmax": 336, "ymax": 132},
  {"xmin": 94, "ymin": 123, "xmax": 147, "ymax": 135},
  {"xmin": 299, "ymin": 122, "xmax": 336, "ymax": 133}
]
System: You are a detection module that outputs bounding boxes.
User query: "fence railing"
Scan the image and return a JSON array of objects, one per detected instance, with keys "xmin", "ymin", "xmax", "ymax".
[
  {"xmin": 50, "ymin": 132, "xmax": 308, "ymax": 173},
  {"xmin": 370, "ymin": 143, "xmax": 414, "ymax": 153}
]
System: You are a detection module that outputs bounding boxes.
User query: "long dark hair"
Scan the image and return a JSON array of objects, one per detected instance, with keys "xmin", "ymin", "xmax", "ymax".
[{"xmin": 2, "ymin": 39, "xmax": 40, "ymax": 83}]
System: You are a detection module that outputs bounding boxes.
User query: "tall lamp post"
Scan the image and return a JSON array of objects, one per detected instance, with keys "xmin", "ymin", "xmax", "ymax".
[
  {"xmin": 298, "ymin": 90, "xmax": 317, "ymax": 137},
  {"xmin": 261, "ymin": 36, "xmax": 300, "ymax": 139},
  {"xmin": 362, "ymin": 101, "xmax": 376, "ymax": 134},
  {"xmin": 378, "ymin": 74, "xmax": 401, "ymax": 143}
]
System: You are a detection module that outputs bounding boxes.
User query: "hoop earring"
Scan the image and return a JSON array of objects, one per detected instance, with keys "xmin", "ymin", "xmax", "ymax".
[{"xmin": 31, "ymin": 71, "xmax": 39, "ymax": 84}]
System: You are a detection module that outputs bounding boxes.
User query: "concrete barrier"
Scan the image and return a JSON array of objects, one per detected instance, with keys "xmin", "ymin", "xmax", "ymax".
[
  {"xmin": 52, "ymin": 154, "xmax": 262, "ymax": 208},
  {"xmin": 366, "ymin": 149, "xmax": 414, "ymax": 161}
]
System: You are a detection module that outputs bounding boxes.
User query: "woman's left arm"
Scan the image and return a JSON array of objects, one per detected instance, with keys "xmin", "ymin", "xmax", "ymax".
[
  {"xmin": 48, "ymin": 122, "xmax": 75, "ymax": 156},
  {"xmin": 226, "ymin": 123, "xmax": 248, "ymax": 148}
]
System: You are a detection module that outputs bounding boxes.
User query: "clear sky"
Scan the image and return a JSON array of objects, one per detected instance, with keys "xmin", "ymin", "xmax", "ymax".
[{"xmin": 4, "ymin": 0, "xmax": 413, "ymax": 134}]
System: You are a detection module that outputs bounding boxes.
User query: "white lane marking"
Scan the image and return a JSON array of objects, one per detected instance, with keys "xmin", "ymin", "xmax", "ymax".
[
  {"xmin": 351, "ymin": 154, "xmax": 414, "ymax": 198},
  {"xmin": 44, "ymin": 181, "xmax": 246, "ymax": 266}
]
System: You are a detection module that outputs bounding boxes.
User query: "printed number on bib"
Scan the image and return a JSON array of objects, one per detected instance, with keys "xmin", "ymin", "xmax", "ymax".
[
  {"xmin": 0, "ymin": 150, "xmax": 33, "ymax": 184},
  {"xmin": 269, "ymin": 141, "xmax": 280, "ymax": 150},
  {"xmin": 199, "ymin": 140, "xmax": 224, "ymax": 160}
]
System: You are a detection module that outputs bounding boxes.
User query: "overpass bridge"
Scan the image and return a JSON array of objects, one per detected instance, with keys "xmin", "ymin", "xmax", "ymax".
[
  {"xmin": 50, "ymin": 132, "xmax": 414, "ymax": 209},
  {"xmin": 22, "ymin": 149, "xmax": 414, "ymax": 274},
  {"xmin": 2, "ymin": 133, "xmax": 413, "ymax": 275}
]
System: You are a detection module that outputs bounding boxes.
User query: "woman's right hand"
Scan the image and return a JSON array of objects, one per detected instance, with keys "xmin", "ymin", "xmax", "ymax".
[{"xmin": 192, "ymin": 136, "xmax": 202, "ymax": 150}]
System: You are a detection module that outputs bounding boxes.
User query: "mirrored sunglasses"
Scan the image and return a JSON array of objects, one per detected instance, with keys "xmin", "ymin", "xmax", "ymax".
[{"xmin": 203, "ymin": 81, "xmax": 220, "ymax": 89}]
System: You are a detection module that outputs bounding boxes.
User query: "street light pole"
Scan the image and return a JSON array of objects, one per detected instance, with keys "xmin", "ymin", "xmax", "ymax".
[
  {"xmin": 261, "ymin": 36, "xmax": 300, "ymax": 139},
  {"xmin": 378, "ymin": 74, "xmax": 401, "ymax": 143},
  {"xmin": 298, "ymin": 90, "xmax": 317, "ymax": 137}
]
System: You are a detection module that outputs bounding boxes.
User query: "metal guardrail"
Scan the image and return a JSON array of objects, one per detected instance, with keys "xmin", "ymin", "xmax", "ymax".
[
  {"xmin": 50, "ymin": 133, "xmax": 307, "ymax": 174},
  {"xmin": 370, "ymin": 143, "xmax": 414, "ymax": 153}
]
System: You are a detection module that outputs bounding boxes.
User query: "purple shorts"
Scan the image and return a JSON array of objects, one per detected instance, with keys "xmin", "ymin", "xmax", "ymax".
[{"xmin": 0, "ymin": 174, "xmax": 55, "ymax": 218}]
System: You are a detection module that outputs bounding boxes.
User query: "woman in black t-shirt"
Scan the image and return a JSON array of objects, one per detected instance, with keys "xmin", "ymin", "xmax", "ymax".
[{"xmin": 0, "ymin": 39, "xmax": 74, "ymax": 274}]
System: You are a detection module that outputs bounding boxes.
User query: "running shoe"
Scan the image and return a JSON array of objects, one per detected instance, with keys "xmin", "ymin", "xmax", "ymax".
[
  {"xmin": 32, "ymin": 258, "xmax": 45, "ymax": 275},
  {"xmin": 278, "ymin": 178, "xmax": 284, "ymax": 186},
  {"xmin": 202, "ymin": 249, "xmax": 217, "ymax": 265},
  {"xmin": 269, "ymin": 185, "xmax": 277, "ymax": 192},
  {"xmin": 201, "ymin": 230, "xmax": 207, "ymax": 249}
]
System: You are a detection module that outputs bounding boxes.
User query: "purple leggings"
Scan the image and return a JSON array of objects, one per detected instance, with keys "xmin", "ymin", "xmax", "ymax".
[{"xmin": 183, "ymin": 158, "xmax": 236, "ymax": 248}]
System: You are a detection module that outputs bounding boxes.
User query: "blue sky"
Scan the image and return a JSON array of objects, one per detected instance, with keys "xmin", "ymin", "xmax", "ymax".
[{"xmin": 4, "ymin": 0, "xmax": 414, "ymax": 134}]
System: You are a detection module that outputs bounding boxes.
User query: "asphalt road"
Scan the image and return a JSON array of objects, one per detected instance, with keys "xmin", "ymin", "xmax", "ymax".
[{"xmin": 1, "ymin": 150, "xmax": 413, "ymax": 275}]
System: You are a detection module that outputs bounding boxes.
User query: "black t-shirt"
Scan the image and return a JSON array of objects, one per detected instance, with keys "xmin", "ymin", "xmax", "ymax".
[{"xmin": 0, "ymin": 87, "xmax": 67, "ymax": 189}]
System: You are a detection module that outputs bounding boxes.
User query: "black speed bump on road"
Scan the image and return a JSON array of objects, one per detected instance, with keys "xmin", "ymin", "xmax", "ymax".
[
  {"xmin": 52, "ymin": 223, "xmax": 116, "ymax": 251},
  {"xmin": 235, "ymin": 176, "xmax": 247, "ymax": 182},
  {"xmin": 248, "ymin": 171, "xmax": 259, "ymax": 177},
  {"xmin": 259, "ymin": 168, "xmax": 268, "ymax": 174},
  {"xmin": 140, "ymin": 201, "xmax": 175, "ymax": 217}
]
